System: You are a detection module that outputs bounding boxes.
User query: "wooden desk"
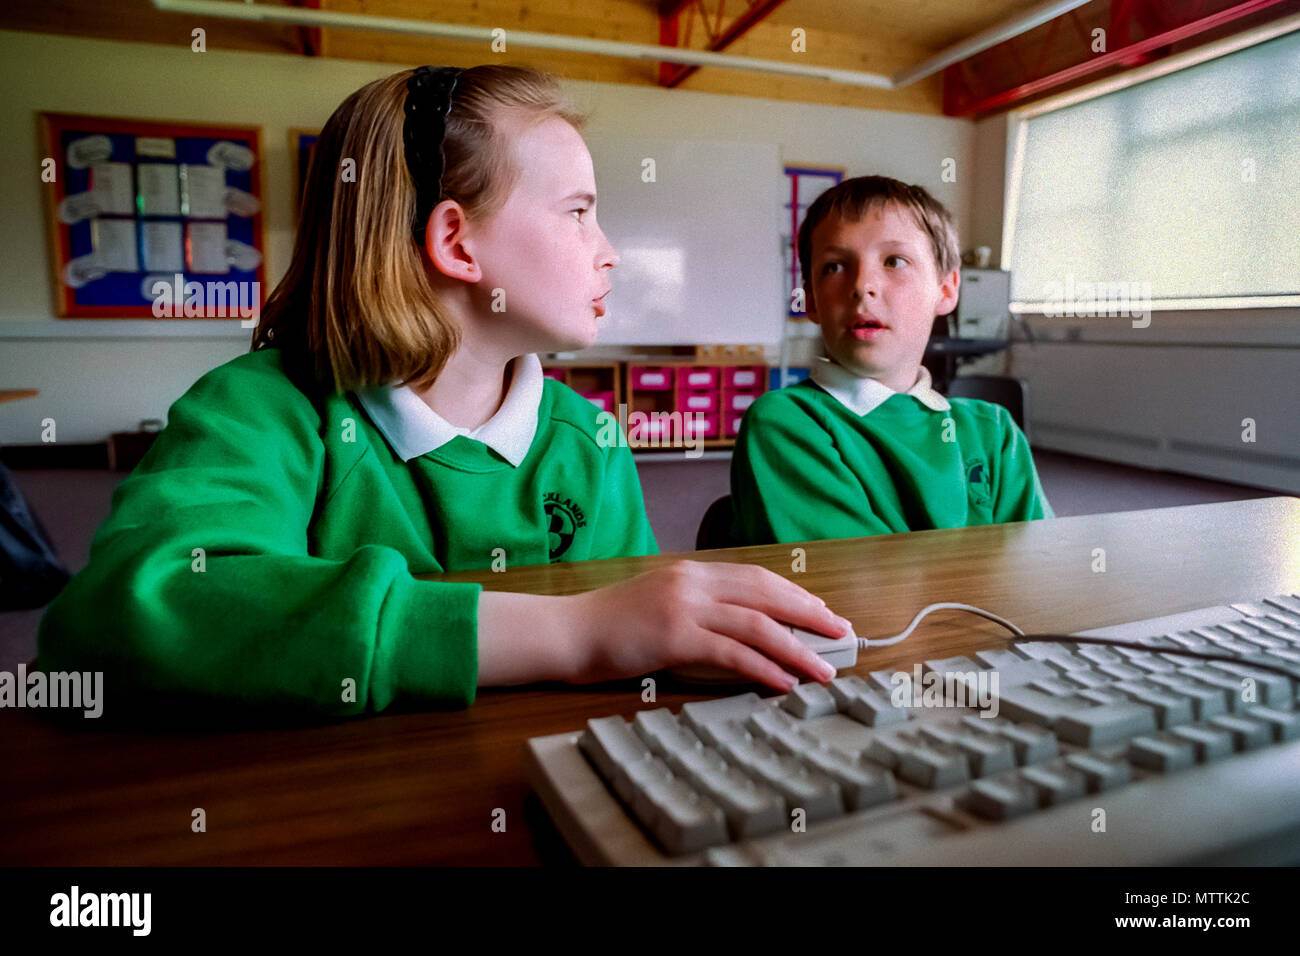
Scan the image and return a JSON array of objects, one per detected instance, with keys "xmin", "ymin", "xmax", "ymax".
[{"xmin": 2, "ymin": 498, "xmax": 1297, "ymax": 865}]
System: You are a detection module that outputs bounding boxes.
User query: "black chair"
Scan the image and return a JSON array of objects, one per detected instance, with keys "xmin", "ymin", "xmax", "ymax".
[
  {"xmin": 695, "ymin": 495, "xmax": 734, "ymax": 551},
  {"xmin": 946, "ymin": 374, "xmax": 1029, "ymax": 435}
]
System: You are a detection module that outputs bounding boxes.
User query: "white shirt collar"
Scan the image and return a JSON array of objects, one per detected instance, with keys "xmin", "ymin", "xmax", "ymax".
[
  {"xmin": 809, "ymin": 356, "xmax": 951, "ymax": 417},
  {"xmin": 355, "ymin": 353, "xmax": 543, "ymax": 467}
]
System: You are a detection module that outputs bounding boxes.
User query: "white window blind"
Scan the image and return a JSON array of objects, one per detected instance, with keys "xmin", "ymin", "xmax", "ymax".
[{"xmin": 1006, "ymin": 28, "xmax": 1300, "ymax": 309}]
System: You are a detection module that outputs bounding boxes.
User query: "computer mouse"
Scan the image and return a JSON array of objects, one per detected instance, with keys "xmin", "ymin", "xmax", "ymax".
[{"xmin": 663, "ymin": 624, "xmax": 859, "ymax": 685}]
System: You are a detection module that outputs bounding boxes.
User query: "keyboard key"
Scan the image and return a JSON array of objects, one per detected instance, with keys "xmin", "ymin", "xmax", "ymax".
[
  {"xmin": 633, "ymin": 708, "xmax": 703, "ymax": 757},
  {"xmin": 746, "ymin": 709, "xmax": 820, "ymax": 758},
  {"xmin": 1127, "ymin": 733, "xmax": 1196, "ymax": 773},
  {"xmin": 918, "ymin": 725, "xmax": 1016, "ymax": 778},
  {"xmin": 976, "ymin": 659, "xmax": 1059, "ymax": 692},
  {"xmin": 681, "ymin": 694, "xmax": 762, "ymax": 740},
  {"xmin": 963, "ymin": 775, "xmax": 1040, "ymax": 820},
  {"xmin": 1203, "ymin": 662, "xmax": 1294, "ymax": 709},
  {"xmin": 706, "ymin": 720, "xmax": 757, "ymax": 755},
  {"xmin": 1246, "ymin": 706, "xmax": 1300, "ymax": 742},
  {"xmin": 1041, "ymin": 651, "xmax": 1093, "ymax": 672},
  {"xmin": 1170, "ymin": 631, "xmax": 1212, "ymax": 651},
  {"xmin": 664, "ymin": 742, "xmax": 728, "ymax": 782},
  {"xmin": 826, "ymin": 676, "xmax": 873, "ymax": 711},
  {"xmin": 1167, "ymin": 724, "xmax": 1234, "ymax": 763},
  {"xmin": 1123, "ymin": 652, "xmax": 1177, "ymax": 675},
  {"xmin": 962, "ymin": 715, "xmax": 1059, "ymax": 765},
  {"xmin": 975, "ymin": 649, "xmax": 1026, "ymax": 669},
  {"xmin": 1055, "ymin": 702, "xmax": 1158, "ymax": 746},
  {"xmin": 1143, "ymin": 674, "xmax": 1228, "ymax": 720},
  {"xmin": 1076, "ymin": 644, "xmax": 1122, "ymax": 665},
  {"xmin": 580, "ymin": 715, "xmax": 653, "ymax": 783},
  {"xmin": 1019, "ymin": 759, "xmax": 1088, "ymax": 806},
  {"xmin": 1230, "ymin": 602, "xmax": 1275, "ymax": 618},
  {"xmin": 1215, "ymin": 622, "xmax": 1257, "ymax": 640},
  {"xmin": 1031, "ymin": 677, "xmax": 1079, "ymax": 697},
  {"xmin": 704, "ymin": 846, "xmax": 754, "ymax": 866},
  {"xmin": 689, "ymin": 765, "xmax": 786, "ymax": 840},
  {"xmin": 789, "ymin": 713, "xmax": 874, "ymax": 757},
  {"xmin": 1061, "ymin": 668, "xmax": 1115, "ymax": 690},
  {"xmin": 1265, "ymin": 595, "xmax": 1300, "ymax": 615},
  {"xmin": 626, "ymin": 756, "xmax": 675, "ymax": 822},
  {"xmin": 781, "ymin": 682, "xmax": 837, "ymax": 719},
  {"xmin": 799, "ymin": 747, "xmax": 899, "ymax": 811},
  {"xmin": 1078, "ymin": 687, "xmax": 1127, "ymax": 706},
  {"xmin": 1098, "ymin": 662, "xmax": 1145, "ymax": 681},
  {"xmin": 1137, "ymin": 634, "xmax": 1181, "ymax": 650},
  {"xmin": 1178, "ymin": 667, "xmax": 1258, "ymax": 713},
  {"xmin": 645, "ymin": 776, "xmax": 728, "ymax": 854},
  {"xmin": 1236, "ymin": 630, "xmax": 1288, "ymax": 650},
  {"xmin": 1207, "ymin": 714, "xmax": 1272, "ymax": 751},
  {"xmin": 867, "ymin": 669, "xmax": 911, "ymax": 695},
  {"xmin": 1065, "ymin": 752, "xmax": 1132, "ymax": 792},
  {"xmin": 995, "ymin": 687, "xmax": 1091, "ymax": 727},
  {"xmin": 897, "ymin": 742, "xmax": 971, "ymax": 789},
  {"xmin": 724, "ymin": 746, "xmax": 843, "ymax": 823},
  {"xmin": 923, "ymin": 655, "xmax": 982, "ymax": 675},
  {"xmin": 1013, "ymin": 641, "xmax": 1074, "ymax": 662},
  {"xmin": 846, "ymin": 689, "xmax": 911, "ymax": 728},
  {"xmin": 1109, "ymin": 681, "xmax": 1195, "ymax": 728}
]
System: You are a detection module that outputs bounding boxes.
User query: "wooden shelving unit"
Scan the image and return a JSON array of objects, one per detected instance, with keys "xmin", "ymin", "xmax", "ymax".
[{"xmin": 542, "ymin": 347, "xmax": 771, "ymax": 453}]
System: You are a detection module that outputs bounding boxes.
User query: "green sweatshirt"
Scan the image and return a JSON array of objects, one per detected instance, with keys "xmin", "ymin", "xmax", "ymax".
[
  {"xmin": 730, "ymin": 374, "xmax": 1052, "ymax": 546},
  {"xmin": 37, "ymin": 347, "xmax": 657, "ymax": 720}
]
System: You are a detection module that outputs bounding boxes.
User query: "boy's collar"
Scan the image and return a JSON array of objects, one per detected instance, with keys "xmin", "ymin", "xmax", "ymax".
[
  {"xmin": 354, "ymin": 353, "xmax": 542, "ymax": 466},
  {"xmin": 809, "ymin": 356, "xmax": 951, "ymax": 417}
]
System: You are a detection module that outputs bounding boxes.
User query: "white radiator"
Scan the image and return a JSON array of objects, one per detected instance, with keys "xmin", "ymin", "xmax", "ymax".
[{"xmin": 1008, "ymin": 340, "xmax": 1300, "ymax": 495}]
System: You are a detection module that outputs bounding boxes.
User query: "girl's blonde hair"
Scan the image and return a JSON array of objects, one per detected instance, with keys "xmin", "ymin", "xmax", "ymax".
[{"xmin": 252, "ymin": 65, "xmax": 585, "ymax": 395}]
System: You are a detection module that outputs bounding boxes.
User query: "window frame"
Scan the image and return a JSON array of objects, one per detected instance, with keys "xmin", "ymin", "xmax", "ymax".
[{"xmin": 1002, "ymin": 15, "xmax": 1300, "ymax": 315}]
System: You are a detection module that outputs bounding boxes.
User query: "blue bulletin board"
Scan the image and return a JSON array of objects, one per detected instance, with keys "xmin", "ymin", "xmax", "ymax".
[
  {"xmin": 40, "ymin": 113, "xmax": 266, "ymax": 318},
  {"xmin": 784, "ymin": 165, "xmax": 844, "ymax": 319},
  {"xmin": 290, "ymin": 128, "xmax": 319, "ymax": 221}
]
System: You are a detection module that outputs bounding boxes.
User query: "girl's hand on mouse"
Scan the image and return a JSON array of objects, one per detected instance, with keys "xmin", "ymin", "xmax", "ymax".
[{"xmin": 560, "ymin": 560, "xmax": 853, "ymax": 691}]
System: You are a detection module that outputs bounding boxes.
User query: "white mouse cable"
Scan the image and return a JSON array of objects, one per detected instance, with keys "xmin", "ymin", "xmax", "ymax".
[{"xmin": 859, "ymin": 602, "xmax": 1025, "ymax": 649}]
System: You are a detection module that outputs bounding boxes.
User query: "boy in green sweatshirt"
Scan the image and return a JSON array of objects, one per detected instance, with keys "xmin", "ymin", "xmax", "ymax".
[{"xmin": 731, "ymin": 175, "xmax": 1052, "ymax": 545}]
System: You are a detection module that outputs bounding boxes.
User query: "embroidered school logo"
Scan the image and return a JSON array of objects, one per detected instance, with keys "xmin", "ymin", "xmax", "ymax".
[
  {"xmin": 965, "ymin": 457, "xmax": 992, "ymax": 507},
  {"xmin": 543, "ymin": 492, "xmax": 587, "ymax": 560}
]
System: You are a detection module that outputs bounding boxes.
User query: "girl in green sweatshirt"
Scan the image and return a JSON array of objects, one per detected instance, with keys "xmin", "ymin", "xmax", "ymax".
[{"xmin": 37, "ymin": 65, "xmax": 850, "ymax": 721}]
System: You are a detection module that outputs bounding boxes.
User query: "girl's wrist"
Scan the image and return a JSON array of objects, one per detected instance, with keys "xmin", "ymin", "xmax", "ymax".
[{"xmin": 476, "ymin": 590, "xmax": 594, "ymax": 686}]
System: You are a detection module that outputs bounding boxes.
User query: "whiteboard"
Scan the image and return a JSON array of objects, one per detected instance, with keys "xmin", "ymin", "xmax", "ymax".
[{"xmin": 587, "ymin": 137, "xmax": 785, "ymax": 346}]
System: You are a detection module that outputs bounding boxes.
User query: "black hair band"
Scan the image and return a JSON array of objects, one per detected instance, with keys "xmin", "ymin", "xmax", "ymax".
[{"xmin": 404, "ymin": 65, "xmax": 464, "ymax": 243}]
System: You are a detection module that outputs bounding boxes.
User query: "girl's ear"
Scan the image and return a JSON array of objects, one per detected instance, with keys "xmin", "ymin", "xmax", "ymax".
[{"xmin": 424, "ymin": 199, "xmax": 481, "ymax": 283}]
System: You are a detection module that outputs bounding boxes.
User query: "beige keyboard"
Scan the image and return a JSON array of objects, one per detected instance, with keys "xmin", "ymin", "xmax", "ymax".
[{"xmin": 526, "ymin": 594, "xmax": 1300, "ymax": 865}]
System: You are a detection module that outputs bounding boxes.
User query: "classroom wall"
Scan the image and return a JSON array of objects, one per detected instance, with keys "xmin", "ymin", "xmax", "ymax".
[
  {"xmin": 0, "ymin": 29, "xmax": 975, "ymax": 445},
  {"xmin": 971, "ymin": 113, "xmax": 1300, "ymax": 494}
]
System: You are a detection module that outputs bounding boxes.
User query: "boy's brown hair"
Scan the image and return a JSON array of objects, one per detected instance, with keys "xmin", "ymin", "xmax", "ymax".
[
  {"xmin": 252, "ymin": 65, "xmax": 584, "ymax": 395},
  {"xmin": 797, "ymin": 175, "xmax": 960, "ymax": 300}
]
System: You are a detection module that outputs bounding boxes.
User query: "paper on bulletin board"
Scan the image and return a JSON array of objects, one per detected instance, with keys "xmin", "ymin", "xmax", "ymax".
[
  {"xmin": 136, "ymin": 136, "xmax": 177, "ymax": 159},
  {"xmin": 90, "ymin": 162, "xmax": 135, "ymax": 216},
  {"xmin": 65, "ymin": 134, "xmax": 113, "ymax": 170},
  {"xmin": 187, "ymin": 221, "xmax": 229, "ymax": 273},
  {"xmin": 141, "ymin": 220, "xmax": 184, "ymax": 273},
  {"xmin": 137, "ymin": 163, "xmax": 181, "ymax": 217},
  {"xmin": 180, "ymin": 164, "xmax": 227, "ymax": 219},
  {"xmin": 91, "ymin": 218, "xmax": 140, "ymax": 272}
]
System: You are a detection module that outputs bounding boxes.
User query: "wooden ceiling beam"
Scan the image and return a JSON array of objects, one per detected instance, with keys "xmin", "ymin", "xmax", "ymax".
[{"xmin": 658, "ymin": 0, "xmax": 790, "ymax": 88}]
